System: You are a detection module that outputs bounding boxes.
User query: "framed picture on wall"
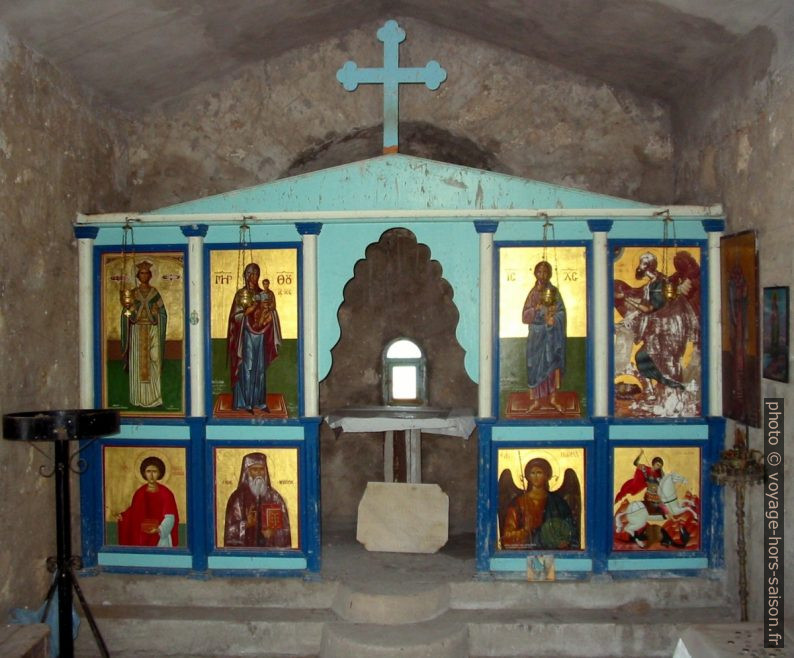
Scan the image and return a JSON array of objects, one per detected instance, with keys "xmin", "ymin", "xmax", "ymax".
[
  {"xmin": 100, "ymin": 250, "xmax": 186, "ymax": 417},
  {"xmin": 495, "ymin": 447, "xmax": 585, "ymax": 551},
  {"xmin": 208, "ymin": 247, "xmax": 299, "ymax": 418},
  {"xmin": 720, "ymin": 231, "xmax": 760, "ymax": 426},
  {"xmin": 763, "ymin": 286, "xmax": 789, "ymax": 382}
]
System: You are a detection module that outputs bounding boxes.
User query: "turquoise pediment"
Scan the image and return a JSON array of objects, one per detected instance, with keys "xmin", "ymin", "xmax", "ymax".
[{"xmin": 153, "ymin": 154, "xmax": 651, "ymax": 216}]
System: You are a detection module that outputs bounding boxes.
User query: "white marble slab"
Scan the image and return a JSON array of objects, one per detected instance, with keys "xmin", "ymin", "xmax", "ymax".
[{"xmin": 357, "ymin": 482, "xmax": 449, "ymax": 553}]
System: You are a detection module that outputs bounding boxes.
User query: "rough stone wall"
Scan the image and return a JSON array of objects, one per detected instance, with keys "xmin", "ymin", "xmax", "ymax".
[
  {"xmin": 320, "ymin": 229, "xmax": 478, "ymax": 532},
  {"xmin": 673, "ymin": 25, "xmax": 794, "ymax": 620},
  {"xmin": 0, "ymin": 25, "xmax": 128, "ymax": 617},
  {"xmin": 127, "ymin": 17, "xmax": 673, "ymax": 210}
]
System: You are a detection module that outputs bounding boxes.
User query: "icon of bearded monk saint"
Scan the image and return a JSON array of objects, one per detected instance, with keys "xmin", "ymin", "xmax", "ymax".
[{"xmin": 223, "ymin": 452, "xmax": 291, "ymax": 548}]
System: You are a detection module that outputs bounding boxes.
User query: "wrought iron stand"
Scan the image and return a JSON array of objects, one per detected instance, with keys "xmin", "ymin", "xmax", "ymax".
[
  {"xmin": 711, "ymin": 433, "xmax": 764, "ymax": 622},
  {"xmin": 3, "ymin": 409, "xmax": 120, "ymax": 658}
]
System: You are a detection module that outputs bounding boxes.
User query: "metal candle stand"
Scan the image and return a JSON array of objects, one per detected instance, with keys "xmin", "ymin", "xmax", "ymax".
[
  {"xmin": 3, "ymin": 409, "xmax": 120, "ymax": 658},
  {"xmin": 711, "ymin": 436, "xmax": 765, "ymax": 622}
]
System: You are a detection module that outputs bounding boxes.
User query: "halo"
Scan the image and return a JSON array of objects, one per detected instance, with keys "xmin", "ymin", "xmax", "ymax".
[
  {"xmin": 501, "ymin": 448, "xmax": 564, "ymax": 490},
  {"xmin": 134, "ymin": 448, "xmax": 174, "ymax": 486}
]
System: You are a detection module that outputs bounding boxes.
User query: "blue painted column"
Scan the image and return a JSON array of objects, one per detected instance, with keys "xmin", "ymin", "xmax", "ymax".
[
  {"xmin": 187, "ymin": 416, "xmax": 208, "ymax": 572},
  {"xmin": 592, "ymin": 417, "xmax": 610, "ymax": 573},
  {"xmin": 475, "ymin": 419, "xmax": 496, "ymax": 571},
  {"xmin": 707, "ymin": 416, "xmax": 727, "ymax": 568},
  {"xmin": 304, "ymin": 418, "xmax": 322, "ymax": 572},
  {"xmin": 297, "ymin": 223, "xmax": 322, "ymax": 416},
  {"xmin": 587, "ymin": 220, "xmax": 613, "ymax": 416},
  {"xmin": 75, "ymin": 226, "xmax": 99, "ymax": 408},
  {"xmin": 181, "ymin": 225, "xmax": 208, "ymax": 417},
  {"xmin": 475, "ymin": 221, "xmax": 498, "ymax": 418}
]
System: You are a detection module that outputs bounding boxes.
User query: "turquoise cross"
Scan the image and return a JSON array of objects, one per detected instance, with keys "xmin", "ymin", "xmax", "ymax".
[{"xmin": 337, "ymin": 20, "xmax": 447, "ymax": 153}]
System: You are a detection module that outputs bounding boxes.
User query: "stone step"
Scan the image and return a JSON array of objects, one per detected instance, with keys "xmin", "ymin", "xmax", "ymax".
[
  {"xmin": 450, "ymin": 573, "xmax": 728, "ymax": 610},
  {"xmin": 72, "ymin": 599, "xmax": 735, "ymax": 657},
  {"xmin": 78, "ymin": 571, "xmax": 728, "ymax": 613},
  {"xmin": 320, "ymin": 620, "xmax": 468, "ymax": 658},
  {"xmin": 457, "ymin": 605, "xmax": 734, "ymax": 657},
  {"xmin": 76, "ymin": 572, "xmax": 338, "ymax": 609},
  {"xmin": 74, "ymin": 606, "xmax": 335, "ymax": 657},
  {"xmin": 70, "ymin": 567, "xmax": 733, "ymax": 657},
  {"xmin": 331, "ymin": 582, "xmax": 450, "ymax": 623}
]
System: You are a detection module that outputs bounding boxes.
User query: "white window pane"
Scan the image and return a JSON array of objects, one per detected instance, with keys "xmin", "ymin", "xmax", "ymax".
[
  {"xmin": 392, "ymin": 366, "xmax": 417, "ymax": 399},
  {"xmin": 386, "ymin": 339, "xmax": 421, "ymax": 359}
]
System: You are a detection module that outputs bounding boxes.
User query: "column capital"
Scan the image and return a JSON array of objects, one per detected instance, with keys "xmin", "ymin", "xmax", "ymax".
[
  {"xmin": 296, "ymin": 222, "xmax": 323, "ymax": 236},
  {"xmin": 474, "ymin": 220, "xmax": 498, "ymax": 234},
  {"xmin": 74, "ymin": 226, "xmax": 99, "ymax": 240},
  {"xmin": 701, "ymin": 219, "xmax": 725, "ymax": 233},
  {"xmin": 181, "ymin": 224, "xmax": 209, "ymax": 238},
  {"xmin": 587, "ymin": 219, "xmax": 613, "ymax": 233}
]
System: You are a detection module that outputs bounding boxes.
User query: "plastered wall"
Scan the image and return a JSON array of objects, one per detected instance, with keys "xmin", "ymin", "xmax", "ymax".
[
  {"xmin": 0, "ymin": 26, "xmax": 128, "ymax": 616},
  {"xmin": 673, "ymin": 25, "xmax": 794, "ymax": 620}
]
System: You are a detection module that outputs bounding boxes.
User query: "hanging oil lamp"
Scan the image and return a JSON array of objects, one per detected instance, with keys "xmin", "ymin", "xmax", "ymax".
[
  {"xmin": 540, "ymin": 215, "xmax": 559, "ymax": 307},
  {"xmin": 119, "ymin": 221, "xmax": 135, "ymax": 317},
  {"xmin": 661, "ymin": 211, "xmax": 677, "ymax": 302},
  {"xmin": 235, "ymin": 220, "xmax": 255, "ymax": 308}
]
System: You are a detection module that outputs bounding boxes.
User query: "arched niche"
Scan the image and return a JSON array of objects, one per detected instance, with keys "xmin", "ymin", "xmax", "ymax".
[{"xmin": 319, "ymin": 227, "xmax": 478, "ymax": 533}]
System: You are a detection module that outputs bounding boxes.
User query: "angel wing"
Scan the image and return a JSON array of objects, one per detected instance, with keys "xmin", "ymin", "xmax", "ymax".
[
  {"xmin": 554, "ymin": 468, "xmax": 582, "ymax": 546},
  {"xmin": 498, "ymin": 468, "xmax": 524, "ymax": 538}
]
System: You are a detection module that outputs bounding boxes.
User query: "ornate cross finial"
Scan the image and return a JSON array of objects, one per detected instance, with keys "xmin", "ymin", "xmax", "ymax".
[{"xmin": 337, "ymin": 20, "xmax": 447, "ymax": 154}]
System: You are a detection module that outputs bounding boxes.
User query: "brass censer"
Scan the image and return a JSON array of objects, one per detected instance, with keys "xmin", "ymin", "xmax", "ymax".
[
  {"xmin": 120, "ymin": 288, "xmax": 135, "ymax": 317},
  {"xmin": 237, "ymin": 287, "xmax": 254, "ymax": 309},
  {"xmin": 119, "ymin": 220, "xmax": 136, "ymax": 317},
  {"xmin": 662, "ymin": 278, "xmax": 676, "ymax": 301}
]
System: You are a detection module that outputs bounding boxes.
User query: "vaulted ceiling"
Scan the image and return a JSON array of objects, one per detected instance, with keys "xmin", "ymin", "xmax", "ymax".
[{"xmin": 0, "ymin": 0, "xmax": 790, "ymax": 114}]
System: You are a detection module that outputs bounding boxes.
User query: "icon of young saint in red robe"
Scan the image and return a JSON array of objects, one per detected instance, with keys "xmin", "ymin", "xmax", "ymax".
[{"xmin": 117, "ymin": 456, "xmax": 179, "ymax": 547}]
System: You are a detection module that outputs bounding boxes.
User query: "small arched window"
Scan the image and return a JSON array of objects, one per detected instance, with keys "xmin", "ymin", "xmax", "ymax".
[{"xmin": 382, "ymin": 338, "xmax": 426, "ymax": 406}]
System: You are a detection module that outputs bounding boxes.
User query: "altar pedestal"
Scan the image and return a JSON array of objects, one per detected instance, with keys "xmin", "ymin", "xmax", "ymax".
[{"xmin": 326, "ymin": 406, "xmax": 474, "ymax": 483}]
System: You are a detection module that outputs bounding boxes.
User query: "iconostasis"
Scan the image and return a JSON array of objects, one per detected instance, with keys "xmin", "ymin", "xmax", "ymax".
[{"xmin": 75, "ymin": 154, "xmax": 726, "ymax": 578}]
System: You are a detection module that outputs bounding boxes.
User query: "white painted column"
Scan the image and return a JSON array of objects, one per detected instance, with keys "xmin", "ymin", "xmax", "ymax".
[
  {"xmin": 705, "ymin": 222, "xmax": 724, "ymax": 416},
  {"xmin": 297, "ymin": 223, "xmax": 322, "ymax": 417},
  {"xmin": 182, "ymin": 225, "xmax": 208, "ymax": 417},
  {"xmin": 475, "ymin": 221, "xmax": 497, "ymax": 418},
  {"xmin": 588, "ymin": 221, "xmax": 612, "ymax": 416},
  {"xmin": 76, "ymin": 227, "xmax": 98, "ymax": 409}
]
